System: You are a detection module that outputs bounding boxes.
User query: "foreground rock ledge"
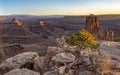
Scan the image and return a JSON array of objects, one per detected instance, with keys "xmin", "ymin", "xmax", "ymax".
[
  {"xmin": 0, "ymin": 52, "xmax": 39, "ymax": 74},
  {"xmin": 4, "ymin": 68, "xmax": 40, "ymax": 75},
  {"xmin": 99, "ymin": 41, "xmax": 120, "ymax": 66}
]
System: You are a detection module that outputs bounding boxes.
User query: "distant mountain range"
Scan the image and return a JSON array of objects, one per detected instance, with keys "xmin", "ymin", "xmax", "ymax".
[{"xmin": 5, "ymin": 14, "xmax": 64, "ymax": 19}]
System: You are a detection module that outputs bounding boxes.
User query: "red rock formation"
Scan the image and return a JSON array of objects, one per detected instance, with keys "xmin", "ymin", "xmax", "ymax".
[
  {"xmin": 11, "ymin": 17, "xmax": 23, "ymax": 26},
  {"xmin": 85, "ymin": 14, "xmax": 99, "ymax": 32},
  {"xmin": 110, "ymin": 31, "xmax": 114, "ymax": 41},
  {"xmin": 103, "ymin": 29, "xmax": 115, "ymax": 41},
  {"xmin": 104, "ymin": 28, "xmax": 109, "ymax": 41},
  {"xmin": 40, "ymin": 21, "xmax": 45, "ymax": 27}
]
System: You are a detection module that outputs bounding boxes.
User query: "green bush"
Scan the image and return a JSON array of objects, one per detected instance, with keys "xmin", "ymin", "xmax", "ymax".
[{"xmin": 65, "ymin": 29, "xmax": 98, "ymax": 54}]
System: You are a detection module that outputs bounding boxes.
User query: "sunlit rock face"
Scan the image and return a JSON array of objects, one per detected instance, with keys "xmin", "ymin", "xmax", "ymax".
[
  {"xmin": 85, "ymin": 14, "xmax": 99, "ymax": 32},
  {"xmin": 11, "ymin": 17, "xmax": 23, "ymax": 26},
  {"xmin": 40, "ymin": 21, "xmax": 45, "ymax": 27}
]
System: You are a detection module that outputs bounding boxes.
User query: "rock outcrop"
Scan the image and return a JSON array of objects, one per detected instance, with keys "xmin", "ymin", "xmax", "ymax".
[
  {"xmin": 85, "ymin": 14, "xmax": 99, "ymax": 32},
  {"xmin": 0, "ymin": 52, "xmax": 39, "ymax": 74},
  {"xmin": 104, "ymin": 28, "xmax": 109, "ymax": 41},
  {"xmin": 11, "ymin": 17, "xmax": 23, "ymax": 26},
  {"xmin": 85, "ymin": 14, "xmax": 104, "ymax": 40},
  {"xmin": 103, "ymin": 28, "xmax": 115, "ymax": 41},
  {"xmin": 4, "ymin": 68, "xmax": 40, "ymax": 75},
  {"xmin": 40, "ymin": 21, "xmax": 45, "ymax": 27}
]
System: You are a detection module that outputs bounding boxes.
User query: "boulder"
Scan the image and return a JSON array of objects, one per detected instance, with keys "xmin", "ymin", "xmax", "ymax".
[
  {"xmin": 0, "ymin": 52, "xmax": 39, "ymax": 74},
  {"xmin": 35, "ymin": 56, "xmax": 51, "ymax": 72},
  {"xmin": 52, "ymin": 52, "xmax": 75, "ymax": 63},
  {"xmin": 4, "ymin": 68, "xmax": 40, "ymax": 75},
  {"xmin": 46, "ymin": 46, "xmax": 63, "ymax": 58}
]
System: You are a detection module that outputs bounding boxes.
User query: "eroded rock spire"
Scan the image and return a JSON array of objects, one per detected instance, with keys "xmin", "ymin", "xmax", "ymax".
[{"xmin": 85, "ymin": 14, "xmax": 99, "ymax": 32}]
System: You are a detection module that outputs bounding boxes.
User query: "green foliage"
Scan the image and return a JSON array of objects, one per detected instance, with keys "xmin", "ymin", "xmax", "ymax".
[{"xmin": 66, "ymin": 29, "xmax": 96, "ymax": 50}]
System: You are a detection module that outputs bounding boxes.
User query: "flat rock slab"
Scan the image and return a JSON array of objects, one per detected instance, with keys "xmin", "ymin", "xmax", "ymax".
[{"xmin": 52, "ymin": 52, "xmax": 75, "ymax": 63}]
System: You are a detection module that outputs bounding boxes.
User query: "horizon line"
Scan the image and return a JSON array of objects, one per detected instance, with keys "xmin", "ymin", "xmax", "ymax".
[{"xmin": 0, "ymin": 13, "xmax": 120, "ymax": 16}]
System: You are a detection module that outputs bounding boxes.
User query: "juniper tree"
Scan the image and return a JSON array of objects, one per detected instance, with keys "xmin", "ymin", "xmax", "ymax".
[{"xmin": 66, "ymin": 29, "xmax": 97, "ymax": 56}]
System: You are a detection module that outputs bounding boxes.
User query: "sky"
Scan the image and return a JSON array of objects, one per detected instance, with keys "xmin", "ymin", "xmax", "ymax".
[{"xmin": 0, "ymin": 0, "xmax": 120, "ymax": 15}]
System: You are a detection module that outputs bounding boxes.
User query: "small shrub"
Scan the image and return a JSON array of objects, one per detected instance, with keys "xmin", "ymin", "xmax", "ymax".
[{"xmin": 96, "ymin": 56, "xmax": 112, "ymax": 75}]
